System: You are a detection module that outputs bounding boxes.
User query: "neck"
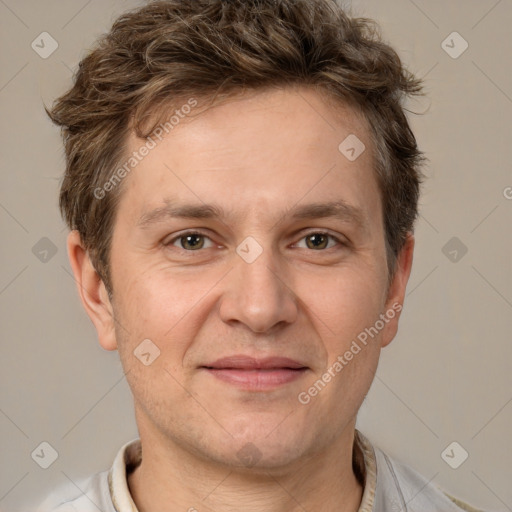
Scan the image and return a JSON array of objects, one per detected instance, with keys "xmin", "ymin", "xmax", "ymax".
[{"xmin": 127, "ymin": 425, "xmax": 364, "ymax": 512}]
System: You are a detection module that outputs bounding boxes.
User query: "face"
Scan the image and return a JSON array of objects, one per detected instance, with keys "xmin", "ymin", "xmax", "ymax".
[{"xmin": 74, "ymin": 87, "xmax": 413, "ymax": 470}]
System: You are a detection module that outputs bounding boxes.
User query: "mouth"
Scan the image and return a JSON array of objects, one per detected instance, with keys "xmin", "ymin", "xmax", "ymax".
[{"xmin": 201, "ymin": 356, "xmax": 309, "ymax": 390}]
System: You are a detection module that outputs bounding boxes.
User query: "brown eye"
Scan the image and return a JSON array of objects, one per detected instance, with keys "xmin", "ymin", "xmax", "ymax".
[
  {"xmin": 305, "ymin": 233, "xmax": 329, "ymax": 250},
  {"xmin": 178, "ymin": 233, "xmax": 206, "ymax": 250},
  {"xmin": 168, "ymin": 233, "xmax": 209, "ymax": 251}
]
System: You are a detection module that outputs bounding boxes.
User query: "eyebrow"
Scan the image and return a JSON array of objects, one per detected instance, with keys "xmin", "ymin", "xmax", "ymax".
[{"xmin": 136, "ymin": 199, "xmax": 367, "ymax": 231}]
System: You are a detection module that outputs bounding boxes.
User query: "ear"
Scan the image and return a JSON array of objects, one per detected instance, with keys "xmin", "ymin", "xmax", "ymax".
[
  {"xmin": 380, "ymin": 233, "xmax": 415, "ymax": 348},
  {"xmin": 67, "ymin": 230, "xmax": 118, "ymax": 351}
]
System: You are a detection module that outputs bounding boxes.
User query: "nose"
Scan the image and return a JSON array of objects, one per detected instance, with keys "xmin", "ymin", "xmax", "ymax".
[{"xmin": 218, "ymin": 246, "xmax": 298, "ymax": 333}]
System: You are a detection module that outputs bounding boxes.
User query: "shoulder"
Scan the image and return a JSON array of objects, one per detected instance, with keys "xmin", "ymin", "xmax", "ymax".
[
  {"xmin": 35, "ymin": 470, "xmax": 114, "ymax": 512},
  {"xmin": 34, "ymin": 438, "xmax": 141, "ymax": 512},
  {"xmin": 355, "ymin": 430, "xmax": 483, "ymax": 512},
  {"xmin": 373, "ymin": 444, "xmax": 484, "ymax": 511}
]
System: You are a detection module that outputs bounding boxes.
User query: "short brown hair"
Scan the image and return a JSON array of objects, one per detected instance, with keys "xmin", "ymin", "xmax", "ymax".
[{"xmin": 47, "ymin": 0, "xmax": 425, "ymax": 295}]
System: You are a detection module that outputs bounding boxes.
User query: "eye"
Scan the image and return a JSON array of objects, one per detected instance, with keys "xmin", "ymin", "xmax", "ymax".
[
  {"xmin": 168, "ymin": 232, "xmax": 214, "ymax": 251},
  {"xmin": 296, "ymin": 232, "xmax": 341, "ymax": 250}
]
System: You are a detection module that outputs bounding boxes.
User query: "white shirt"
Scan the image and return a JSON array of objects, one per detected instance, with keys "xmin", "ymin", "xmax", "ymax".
[{"xmin": 37, "ymin": 430, "xmax": 481, "ymax": 512}]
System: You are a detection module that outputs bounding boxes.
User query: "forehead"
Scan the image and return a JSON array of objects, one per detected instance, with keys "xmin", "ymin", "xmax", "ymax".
[{"xmin": 116, "ymin": 86, "xmax": 380, "ymax": 228}]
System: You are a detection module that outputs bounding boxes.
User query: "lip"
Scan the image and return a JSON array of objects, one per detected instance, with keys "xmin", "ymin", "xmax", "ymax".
[
  {"xmin": 201, "ymin": 356, "xmax": 309, "ymax": 390},
  {"xmin": 204, "ymin": 355, "xmax": 307, "ymax": 370}
]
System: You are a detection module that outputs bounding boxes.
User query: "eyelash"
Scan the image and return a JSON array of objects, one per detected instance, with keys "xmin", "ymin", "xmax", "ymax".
[{"xmin": 164, "ymin": 230, "xmax": 346, "ymax": 252}]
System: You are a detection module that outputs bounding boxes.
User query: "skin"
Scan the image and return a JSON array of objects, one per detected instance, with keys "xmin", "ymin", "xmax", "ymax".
[{"xmin": 68, "ymin": 86, "xmax": 414, "ymax": 512}]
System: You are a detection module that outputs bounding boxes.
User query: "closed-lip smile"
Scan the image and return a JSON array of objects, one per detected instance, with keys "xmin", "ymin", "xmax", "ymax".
[{"xmin": 201, "ymin": 355, "xmax": 309, "ymax": 390}]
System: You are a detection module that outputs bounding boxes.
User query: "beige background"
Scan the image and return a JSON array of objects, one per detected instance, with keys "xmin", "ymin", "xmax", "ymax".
[{"xmin": 1, "ymin": 0, "xmax": 511, "ymax": 510}]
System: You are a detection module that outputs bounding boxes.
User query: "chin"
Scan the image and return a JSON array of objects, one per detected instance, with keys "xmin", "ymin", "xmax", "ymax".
[
  {"xmin": 222, "ymin": 439, "xmax": 308, "ymax": 474},
  {"xmin": 213, "ymin": 418, "xmax": 314, "ymax": 471}
]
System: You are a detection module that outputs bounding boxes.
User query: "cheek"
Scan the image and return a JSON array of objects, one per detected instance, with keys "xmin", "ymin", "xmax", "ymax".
[
  {"xmin": 293, "ymin": 265, "xmax": 388, "ymax": 410},
  {"xmin": 297, "ymin": 266, "xmax": 387, "ymax": 347},
  {"xmin": 112, "ymin": 267, "xmax": 218, "ymax": 358},
  {"xmin": 110, "ymin": 271, "xmax": 201, "ymax": 414}
]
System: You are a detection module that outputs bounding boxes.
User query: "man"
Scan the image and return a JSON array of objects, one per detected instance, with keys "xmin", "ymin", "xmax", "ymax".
[{"xmin": 40, "ymin": 0, "xmax": 481, "ymax": 510}]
